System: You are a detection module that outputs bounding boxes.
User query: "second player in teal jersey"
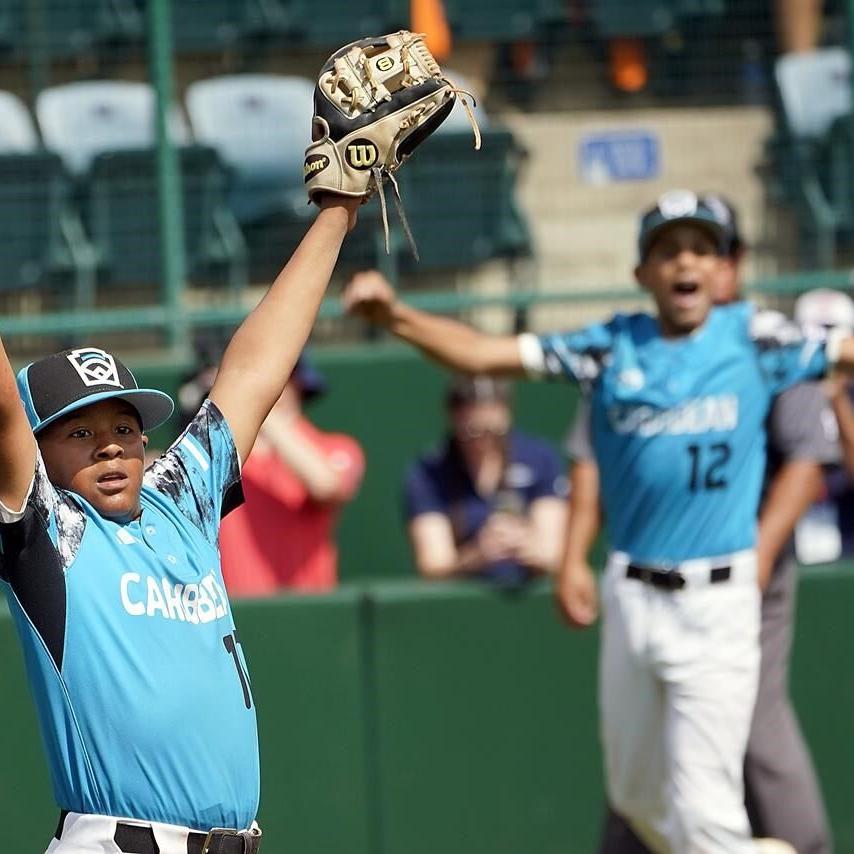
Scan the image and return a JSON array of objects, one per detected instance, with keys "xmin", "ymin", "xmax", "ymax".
[{"xmin": 342, "ymin": 190, "xmax": 854, "ymax": 854}]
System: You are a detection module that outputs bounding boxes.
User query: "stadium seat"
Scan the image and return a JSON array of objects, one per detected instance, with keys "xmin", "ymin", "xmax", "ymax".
[
  {"xmin": 590, "ymin": 0, "xmax": 724, "ymax": 38},
  {"xmin": 172, "ymin": 0, "xmax": 251, "ymax": 52},
  {"xmin": 0, "ymin": 1, "xmax": 23, "ymax": 59},
  {"xmin": 0, "ymin": 91, "xmax": 39, "ymax": 153},
  {"xmin": 185, "ymin": 72, "xmax": 396, "ymax": 280},
  {"xmin": 24, "ymin": 0, "xmax": 143, "ymax": 59},
  {"xmin": 395, "ymin": 128, "xmax": 532, "ymax": 271},
  {"xmin": 82, "ymin": 145, "xmax": 247, "ymax": 292},
  {"xmin": 767, "ymin": 48, "xmax": 852, "ymax": 266},
  {"xmin": 281, "ymin": 0, "xmax": 390, "ymax": 48},
  {"xmin": 383, "ymin": 0, "xmax": 565, "ymax": 41},
  {"xmin": 776, "ymin": 48, "xmax": 851, "ymax": 139},
  {"xmin": 184, "ymin": 74, "xmax": 313, "ymax": 224},
  {"xmin": 0, "ymin": 152, "xmax": 97, "ymax": 305},
  {"xmin": 591, "ymin": 0, "xmax": 676, "ymax": 38},
  {"xmin": 36, "ymin": 80, "xmax": 190, "ymax": 176},
  {"xmin": 442, "ymin": 0, "xmax": 551, "ymax": 40}
]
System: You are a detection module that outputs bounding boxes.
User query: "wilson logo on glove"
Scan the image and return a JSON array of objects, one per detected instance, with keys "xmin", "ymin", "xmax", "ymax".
[
  {"xmin": 303, "ymin": 154, "xmax": 330, "ymax": 181},
  {"xmin": 304, "ymin": 29, "xmax": 481, "ymax": 260},
  {"xmin": 346, "ymin": 141, "xmax": 379, "ymax": 169}
]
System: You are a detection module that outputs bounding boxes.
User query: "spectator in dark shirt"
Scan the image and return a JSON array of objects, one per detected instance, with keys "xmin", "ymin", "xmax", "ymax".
[{"xmin": 403, "ymin": 375, "xmax": 566, "ymax": 587}]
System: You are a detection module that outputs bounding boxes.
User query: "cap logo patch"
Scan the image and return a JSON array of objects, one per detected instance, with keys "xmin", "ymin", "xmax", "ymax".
[
  {"xmin": 658, "ymin": 189, "xmax": 698, "ymax": 219},
  {"xmin": 67, "ymin": 348, "xmax": 122, "ymax": 388}
]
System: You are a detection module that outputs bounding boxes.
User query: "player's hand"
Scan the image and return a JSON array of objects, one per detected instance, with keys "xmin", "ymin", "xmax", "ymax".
[
  {"xmin": 756, "ymin": 550, "xmax": 774, "ymax": 592},
  {"xmin": 475, "ymin": 515, "xmax": 524, "ymax": 563},
  {"xmin": 342, "ymin": 271, "xmax": 397, "ymax": 327},
  {"xmin": 555, "ymin": 562, "xmax": 599, "ymax": 629}
]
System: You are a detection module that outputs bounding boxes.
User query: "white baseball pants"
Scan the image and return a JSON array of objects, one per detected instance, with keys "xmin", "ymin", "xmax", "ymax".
[{"xmin": 599, "ymin": 550, "xmax": 761, "ymax": 854}]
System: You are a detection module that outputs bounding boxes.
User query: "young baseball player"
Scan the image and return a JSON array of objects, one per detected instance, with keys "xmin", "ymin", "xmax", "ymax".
[
  {"xmin": 563, "ymin": 196, "xmax": 834, "ymax": 854},
  {"xmin": 0, "ymin": 194, "xmax": 359, "ymax": 854},
  {"xmin": 342, "ymin": 189, "xmax": 854, "ymax": 854}
]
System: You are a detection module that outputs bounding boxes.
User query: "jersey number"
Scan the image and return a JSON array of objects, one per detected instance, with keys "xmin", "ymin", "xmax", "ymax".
[
  {"xmin": 686, "ymin": 442, "xmax": 731, "ymax": 492},
  {"xmin": 223, "ymin": 631, "xmax": 253, "ymax": 709}
]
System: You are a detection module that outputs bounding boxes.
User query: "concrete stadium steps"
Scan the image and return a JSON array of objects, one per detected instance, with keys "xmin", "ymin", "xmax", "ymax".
[{"xmin": 502, "ymin": 105, "xmax": 773, "ymax": 327}]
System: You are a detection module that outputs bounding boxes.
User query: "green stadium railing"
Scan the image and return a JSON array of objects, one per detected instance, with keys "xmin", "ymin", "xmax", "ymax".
[{"xmin": 1, "ymin": 269, "xmax": 852, "ymax": 341}]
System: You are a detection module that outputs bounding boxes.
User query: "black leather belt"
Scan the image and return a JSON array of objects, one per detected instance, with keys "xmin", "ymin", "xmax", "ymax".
[
  {"xmin": 626, "ymin": 563, "xmax": 731, "ymax": 590},
  {"xmin": 55, "ymin": 811, "xmax": 262, "ymax": 853}
]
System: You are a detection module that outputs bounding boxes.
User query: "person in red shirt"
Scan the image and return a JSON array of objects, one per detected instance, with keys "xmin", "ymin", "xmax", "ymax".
[{"xmin": 217, "ymin": 355, "xmax": 364, "ymax": 595}]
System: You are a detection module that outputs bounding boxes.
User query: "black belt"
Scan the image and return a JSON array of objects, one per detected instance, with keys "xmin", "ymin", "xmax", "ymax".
[
  {"xmin": 55, "ymin": 811, "xmax": 262, "ymax": 853},
  {"xmin": 626, "ymin": 563, "xmax": 731, "ymax": 590}
]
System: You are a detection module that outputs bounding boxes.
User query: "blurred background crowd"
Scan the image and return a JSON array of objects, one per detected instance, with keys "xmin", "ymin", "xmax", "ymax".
[
  {"xmin": 0, "ymin": 0, "xmax": 845, "ymax": 589},
  {"xmin": 1, "ymin": 1, "xmax": 854, "ymax": 588}
]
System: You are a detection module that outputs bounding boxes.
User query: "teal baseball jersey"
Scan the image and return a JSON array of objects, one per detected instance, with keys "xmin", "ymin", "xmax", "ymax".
[
  {"xmin": 0, "ymin": 401, "xmax": 258, "ymax": 831},
  {"xmin": 520, "ymin": 302, "xmax": 833, "ymax": 562}
]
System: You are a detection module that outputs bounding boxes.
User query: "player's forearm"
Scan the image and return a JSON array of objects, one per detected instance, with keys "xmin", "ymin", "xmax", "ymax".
[
  {"xmin": 560, "ymin": 461, "xmax": 602, "ymax": 574},
  {"xmin": 261, "ymin": 415, "xmax": 344, "ymax": 503},
  {"xmin": 415, "ymin": 539, "xmax": 488, "ymax": 578},
  {"xmin": 520, "ymin": 499, "xmax": 567, "ymax": 574},
  {"xmin": 0, "ymin": 337, "xmax": 37, "ymax": 507},
  {"xmin": 211, "ymin": 203, "xmax": 353, "ymax": 457},
  {"xmin": 757, "ymin": 459, "xmax": 823, "ymax": 572},
  {"xmin": 387, "ymin": 302, "xmax": 525, "ymax": 376},
  {"xmin": 218, "ymin": 205, "xmax": 349, "ymax": 397}
]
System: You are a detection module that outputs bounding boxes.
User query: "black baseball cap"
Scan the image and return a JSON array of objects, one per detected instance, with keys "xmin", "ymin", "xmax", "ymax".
[
  {"xmin": 17, "ymin": 346, "xmax": 175, "ymax": 434},
  {"xmin": 637, "ymin": 190, "xmax": 730, "ymax": 261}
]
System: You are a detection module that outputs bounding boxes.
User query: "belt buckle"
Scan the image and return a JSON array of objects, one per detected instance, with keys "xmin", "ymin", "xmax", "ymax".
[
  {"xmin": 665, "ymin": 569, "xmax": 686, "ymax": 590},
  {"xmin": 201, "ymin": 827, "xmax": 244, "ymax": 854}
]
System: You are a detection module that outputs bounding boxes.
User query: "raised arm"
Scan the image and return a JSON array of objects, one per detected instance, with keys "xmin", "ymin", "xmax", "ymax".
[
  {"xmin": 0, "ymin": 339, "xmax": 38, "ymax": 511},
  {"xmin": 555, "ymin": 457, "xmax": 602, "ymax": 628},
  {"xmin": 209, "ymin": 198, "xmax": 359, "ymax": 463},
  {"xmin": 342, "ymin": 270, "xmax": 525, "ymax": 375}
]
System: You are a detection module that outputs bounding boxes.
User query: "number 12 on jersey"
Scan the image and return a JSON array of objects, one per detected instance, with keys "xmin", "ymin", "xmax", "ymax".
[{"xmin": 686, "ymin": 442, "xmax": 731, "ymax": 492}]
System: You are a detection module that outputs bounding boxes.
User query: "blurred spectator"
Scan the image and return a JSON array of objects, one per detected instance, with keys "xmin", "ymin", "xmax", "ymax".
[
  {"xmin": 793, "ymin": 288, "xmax": 854, "ymax": 562},
  {"xmin": 403, "ymin": 374, "xmax": 566, "ymax": 587},
  {"xmin": 211, "ymin": 354, "xmax": 365, "ymax": 595},
  {"xmin": 775, "ymin": 0, "xmax": 823, "ymax": 54}
]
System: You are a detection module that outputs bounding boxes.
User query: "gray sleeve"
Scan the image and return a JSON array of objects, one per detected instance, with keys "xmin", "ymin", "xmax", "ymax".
[
  {"xmin": 768, "ymin": 382, "xmax": 840, "ymax": 464},
  {"xmin": 564, "ymin": 398, "xmax": 595, "ymax": 461}
]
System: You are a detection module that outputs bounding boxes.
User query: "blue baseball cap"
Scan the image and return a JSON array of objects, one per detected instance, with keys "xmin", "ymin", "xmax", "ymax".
[
  {"xmin": 638, "ymin": 190, "xmax": 730, "ymax": 261},
  {"xmin": 17, "ymin": 346, "xmax": 175, "ymax": 434}
]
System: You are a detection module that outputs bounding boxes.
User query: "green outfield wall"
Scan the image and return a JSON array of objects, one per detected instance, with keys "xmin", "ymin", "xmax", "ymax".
[{"xmin": 1, "ymin": 570, "xmax": 853, "ymax": 853}]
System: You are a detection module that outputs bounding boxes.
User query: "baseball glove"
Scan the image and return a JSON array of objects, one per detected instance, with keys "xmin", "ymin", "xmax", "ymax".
[{"xmin": 304, "ymin": 30, "xmax": 480, "ymax": 257}]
